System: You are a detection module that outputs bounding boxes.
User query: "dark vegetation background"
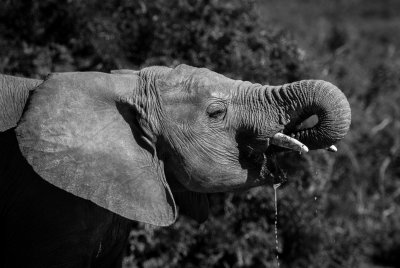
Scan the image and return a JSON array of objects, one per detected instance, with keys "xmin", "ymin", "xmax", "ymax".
[{"xmin": 1, "ymin": 0, "xmax": 399, "ymax": 267}]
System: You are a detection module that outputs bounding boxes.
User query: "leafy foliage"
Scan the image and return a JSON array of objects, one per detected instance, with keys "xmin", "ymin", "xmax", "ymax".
[
  {"xmin": 1, "ymin": 0, "xmax": 399, "ymax": 267},
  {"xmin": 0, "ymin": 0, "xmax": 304, "ymax": 84}
]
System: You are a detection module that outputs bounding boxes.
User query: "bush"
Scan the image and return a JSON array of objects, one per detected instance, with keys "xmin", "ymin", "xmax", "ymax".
[{"xmin": 0, "ymin": 0, "xmax": 305, "ymax": 84}]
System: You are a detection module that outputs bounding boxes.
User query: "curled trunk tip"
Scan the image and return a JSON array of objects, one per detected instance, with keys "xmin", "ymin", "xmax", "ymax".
[{"xmin": 280, "ymin": 80, "xmax": 351, "ymax": 150}]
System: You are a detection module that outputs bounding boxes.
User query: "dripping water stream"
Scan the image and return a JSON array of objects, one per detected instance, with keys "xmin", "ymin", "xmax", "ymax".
[{"xmin": 273, "ymin": 183, "xmax": 281, "ymax": 268}]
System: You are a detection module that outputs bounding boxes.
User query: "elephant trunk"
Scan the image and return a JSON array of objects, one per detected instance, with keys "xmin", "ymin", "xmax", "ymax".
[
  {"xmin": 237, "ymin": 80, "xmax": 351, "ymax": 150},
  {"xmin": 270, "ymin": 80, "xmax": 351, "ymax": 150}
]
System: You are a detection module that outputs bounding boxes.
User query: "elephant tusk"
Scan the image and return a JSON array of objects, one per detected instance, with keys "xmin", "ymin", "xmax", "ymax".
[
  {"xmin": 270, "ymin": 133, "xmax": 309, "ymax": 153},
  {"xmin": 326, "ymin": 145, "xmax": 337, "ymax": 152}
]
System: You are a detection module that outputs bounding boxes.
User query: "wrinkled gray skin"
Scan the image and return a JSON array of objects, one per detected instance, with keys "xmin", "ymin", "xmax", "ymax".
[{"xmin": 0, "ymin": 64, "xmax": 351, "ymax": 267}]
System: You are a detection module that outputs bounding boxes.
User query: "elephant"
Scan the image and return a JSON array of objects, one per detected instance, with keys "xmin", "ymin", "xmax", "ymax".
[{"xmin": 0, "ymin": 64, "xmax": 351, "ymax": 267}]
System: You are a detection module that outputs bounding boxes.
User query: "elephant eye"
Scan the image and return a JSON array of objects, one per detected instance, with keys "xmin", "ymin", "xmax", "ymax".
[{"xmin": 207, "ymin": 102, "xmax": 226, "ymax": 119}]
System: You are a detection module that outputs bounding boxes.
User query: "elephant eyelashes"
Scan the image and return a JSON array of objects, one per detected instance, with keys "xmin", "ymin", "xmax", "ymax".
[{"xmin": 206, "ymin": 102, "xmax": 226, "ymax": 119}]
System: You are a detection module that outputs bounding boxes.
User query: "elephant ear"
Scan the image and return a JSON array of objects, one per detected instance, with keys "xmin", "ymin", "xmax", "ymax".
[{"xmin": 15, "ymin": 72, "xmax": 177, "ymax": 226}]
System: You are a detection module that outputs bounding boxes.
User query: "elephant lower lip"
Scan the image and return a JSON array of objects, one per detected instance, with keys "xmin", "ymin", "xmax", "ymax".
[
  {"xmin": 259, "ymin": 153, "xmax": 287, "ymax": 184},
  {"xmin": 244, "ymin": 146, "xmax": 287, "ymax": 184}
]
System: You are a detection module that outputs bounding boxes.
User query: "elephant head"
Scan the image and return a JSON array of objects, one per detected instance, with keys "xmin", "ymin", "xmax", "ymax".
[{"xmin": 15, "ymin": 64, "xmax": 351, "ymax": 226}]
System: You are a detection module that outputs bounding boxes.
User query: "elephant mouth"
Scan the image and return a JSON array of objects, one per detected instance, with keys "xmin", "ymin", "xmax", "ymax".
[
  {"xmin": 243, "ymin": 114, "xmax": 340, "ymax": 184},
  {"xmin": 250, "ymin": 117, "xmax": 326, "ymax": 183},
  {"xmin": 248, "ymin": 134, "xmax": 305, "ymax": 184}
]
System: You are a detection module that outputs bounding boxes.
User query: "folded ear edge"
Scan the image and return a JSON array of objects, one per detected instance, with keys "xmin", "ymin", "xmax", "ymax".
[
  {"xmin": 111, "ymin": 69, "xmax": 140, "ymax": 75},
  {"xmin": 0, "ymin": 75, "xmax": 42, "ymax": 132}
]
